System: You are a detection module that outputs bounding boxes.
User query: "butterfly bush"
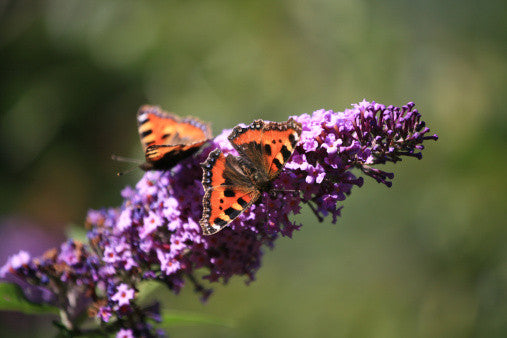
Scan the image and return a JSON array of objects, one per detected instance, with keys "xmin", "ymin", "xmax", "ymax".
[{"xmin": 0, "ymin": 100, "xmax": 437, "ymax": 336}]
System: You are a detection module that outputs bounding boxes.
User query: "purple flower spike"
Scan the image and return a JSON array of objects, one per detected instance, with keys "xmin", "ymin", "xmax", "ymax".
[
  {"xmin": 0, "ymin": 251, "xmax": 30, "ymax": 277},
  {"xmin": 111, "ymin": 283, "xmax": 135, "ymax": 306},
  {"xmin": 0, "ymin": 100, "xmax": 437, "ymax": 336},
  {"xmin": 116, "ymin": 328, "xmax": 135, "ymax": 338}
]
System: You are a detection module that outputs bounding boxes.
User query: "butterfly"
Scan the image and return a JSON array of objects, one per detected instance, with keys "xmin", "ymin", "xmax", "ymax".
[
  {"xmin": 136, "ymin": 105, "xmax": 212, "ymax": 171},
  {"xmin": 199, "ymin": 118, "xmax": 302, "ymax": 235}
]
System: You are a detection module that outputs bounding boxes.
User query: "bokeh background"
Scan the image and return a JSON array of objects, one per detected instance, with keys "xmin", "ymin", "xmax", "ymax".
[{"xmin": 0, "ymin": 1, "xmax": 506, "ymax": 337}]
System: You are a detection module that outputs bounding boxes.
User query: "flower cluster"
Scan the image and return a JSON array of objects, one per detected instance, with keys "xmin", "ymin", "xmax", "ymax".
[{"xmin": 0, "ymin": 101, "xmax": 437, "ymax": 336}]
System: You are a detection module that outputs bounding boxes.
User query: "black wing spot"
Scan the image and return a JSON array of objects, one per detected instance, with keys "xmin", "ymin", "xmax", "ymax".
[
  {"xmin": 272, "ymin": 158, "xmax": 283, "ymax": 170},
  {"xmin": 161, "ymin": 133, "xmax": 170, "ymax": 139},
  {"xmin": 237, "ymin": 197, "xmax": 248, "ymax": 208},
  {"xmin": 280, "ymin": 145, "xmax": 291, "ymax": 161},
  {"xmin": 224, "ymin": 189, "xmax": 236, "ymax": 197},
  {"xmin": 272, "ymin": 139, "xmax": 276, "ymax": 144},
  {"xmin": 289, "ymin": 133, "xmax": 296, "ymax": 145},
  {"xmin": 141, "ymin": 130, "xmax": 153, "ymax": 137},
  {"xmin": 264, "ymin": 144, "xmax": 272, "ymax": 156},
  {"xmin": 278, "ymin": 139, "xmax": 282, "ymax": 143},
  {"xmin": 214, "ymin": 218, "xmax": 228, "ymax": 226},
  {"xmin": 219, "ymin": 199, "xmax": 224, "ymax": 204},
  {"xmin": 224, "ymin": 207, "xmax": 241, "ymax": 219}
]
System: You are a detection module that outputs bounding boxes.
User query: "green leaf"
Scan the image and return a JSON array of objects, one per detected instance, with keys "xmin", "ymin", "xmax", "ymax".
[
  {"xmin": 0, "ymin": 282, "xmax": 59, "ymax": 314},
  {"xmin": 160, "ymin": 310, "xmax": 234, "ymax": 328}
]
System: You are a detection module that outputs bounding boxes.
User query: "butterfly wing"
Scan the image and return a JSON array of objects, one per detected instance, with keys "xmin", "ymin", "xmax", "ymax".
[
  {"xmin": 137, "ymin": 105, "xmax": 211, "ymax": 150},
  {"xmin": 201, "ymin": 186, "xmax": 259, "ymax": 235},
  {"xmin": 228, "ymin": 118, "xmax": 302, "ymax": 179},
  {"xmin": 137, "ymin": 105, "xmax": 212, "ymax": 170},
  {"xmin": 261, "ymin": 118, "xmax": 302, "ymax": 178},
  {"xmin": 200, "ymin": 149, "xmax": 260, "ymax": 235},
  {"xmin": 172, "ymin": 116, "xmax": 212, "ymax": 144},
  {"xmin": 137, "ymin": 105, "xmax": 179, "ymax": 150}
]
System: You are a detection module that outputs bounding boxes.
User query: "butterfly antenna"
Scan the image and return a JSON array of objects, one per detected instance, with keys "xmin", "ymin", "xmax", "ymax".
[
  {"xmin": 115, "ymin": 165, "xmax": 140, "ymax": 176},
  {"xmin": 111, "ymin": 154, "xmax": 143, "ymax": 176},
  {"xmin": 111, "ymin": 154, "xmax": 143, "ymax": 164}
]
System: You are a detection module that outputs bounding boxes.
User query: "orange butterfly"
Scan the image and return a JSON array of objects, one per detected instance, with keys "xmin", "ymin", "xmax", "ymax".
[
  {"xmin": 200, "ymin": 118, "xmax": 302, "ymax": 235},
  {"xmin": 136, "ymin": 105, "xmax": 212, "ymax": 171}
]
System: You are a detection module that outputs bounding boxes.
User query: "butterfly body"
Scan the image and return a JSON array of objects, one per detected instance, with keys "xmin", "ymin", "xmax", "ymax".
[
  {"xmin": 137, "ymin": 105, "xmax": 212, "ymax": 171},
  {"xmin": 200, "ymin": 118, "xmax": 302, "ymax": 235}
]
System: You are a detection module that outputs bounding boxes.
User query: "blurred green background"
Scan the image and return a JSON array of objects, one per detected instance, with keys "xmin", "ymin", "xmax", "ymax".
[{"xmin": 0, "ymin": 0, "xmax": 505, "ymax": 337}]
